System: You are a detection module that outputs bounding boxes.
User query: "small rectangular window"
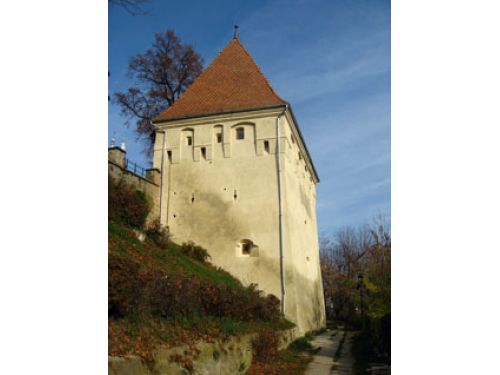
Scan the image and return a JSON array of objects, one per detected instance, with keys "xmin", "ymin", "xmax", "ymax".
[
  {"xmin": 167, "ymin": 150, "xmax": 172, "ymax": 162},
  {"xmin": 236, "ymin": 128, "xmax": 245, "ymax": 140},
  {"xmin": 186, "ymin": 136, "xmax": 193, "ymax": 146},
  {"xmin": 201, "ymin": 147, "xmax": 206, "ymax": 160},
  {"xmin": 216, "ymin": 133, "xmax": 223, "ymax": 143},
  {"xmin": 264, "ymin": 140, "xmax": 270, "ymax": 153},
  {"xmin": 242, "ymin": 243, "xmax": 251, "ymax": 255}
]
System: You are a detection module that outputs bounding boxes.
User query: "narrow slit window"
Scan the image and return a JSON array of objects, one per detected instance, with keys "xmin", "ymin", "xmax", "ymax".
[
  {"xmin": 201, "ymin": 147, "xmax": 206, "ymax": 160},
  {"xmin": 216, "ymin": 133, "xmax": 223, "ymax": 143},
  {"xmin": 186, "ymin": 136, "xmax": 193, "ymax": 146},
  {"xmin": 167, "ymin": 150, "xmax": 172, "ymax": 162},
  {"xmin": 236, "ymin": 127, "xmax": 245, "ymax": 140},
  {"xmin": 233, "ymin": 190, "xmax": 238, "ymax": 200},
  {"xmin": 191, "ymin": 192, "xmax": 195, "ymax": 203},
  {"xmin": 264, "ymin": 140, "xmax": 270, "ymax": 153}
]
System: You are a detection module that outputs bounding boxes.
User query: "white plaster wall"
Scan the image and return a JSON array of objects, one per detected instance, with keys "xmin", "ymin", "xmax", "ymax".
[
  {"xmin": 281, "ymin": 116, "xmax": 326, "ymax": 333},
  {"xmin": 152, "ymin": 108, "xmax": 325, "ymax": 335}
]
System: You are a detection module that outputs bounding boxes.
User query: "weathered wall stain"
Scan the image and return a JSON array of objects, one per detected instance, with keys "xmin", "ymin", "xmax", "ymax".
[{"xmin": 152, "ymin": 109, "xmax": 326, "ymax": 334}]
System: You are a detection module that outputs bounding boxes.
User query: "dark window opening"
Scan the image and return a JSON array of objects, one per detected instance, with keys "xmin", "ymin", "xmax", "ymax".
[
  {"xmin": 201, "ymin": 147, "xmax": 206, "ymax": 160},
  {"xmin": 242, "ymin": 242, "xmax": 252, "ymax": 255},
  {"xmin": 186, "ymin": 136, "xmax": 193, "ymax": 146},
  {"xmin": 239, "ymin": 239, "xmax": 257, "ymax": 257},
  {"xmin": 167, "ymin": 150, "xmax": 172, "ymax": 162},
  {"xmin": 233, "ymin": 190, "xmax": 238, "ymax": 200},
  {"xmin": 236, "ymin": 127, "xmax": 245, "ymax": 140},
  {"xmin": 216, "ymin": 133, "xmax": 223, "ymax": 143},
  {"xmin": 264, "ymin": 140, "xmax": 270, "ymax": 153},
  {"xmin": 191, "ymin": 193, "xmax": 195, "ymax": 203}
]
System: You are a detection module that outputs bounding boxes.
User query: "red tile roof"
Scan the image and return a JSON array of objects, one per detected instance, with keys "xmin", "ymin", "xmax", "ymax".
[{"xmin": 154, "ymin": 38, "xmax": 287, "ymax": 122}]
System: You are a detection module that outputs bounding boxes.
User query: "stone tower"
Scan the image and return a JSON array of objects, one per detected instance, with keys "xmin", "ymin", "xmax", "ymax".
[{"xmin": 152, "ymin": 38, "xmax": 326, "ymax": 334}]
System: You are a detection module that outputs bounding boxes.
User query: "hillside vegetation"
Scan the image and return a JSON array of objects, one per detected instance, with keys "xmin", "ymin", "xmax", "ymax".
[
  {"xmin": 108, "ymin": 220, "xmax": 295, "ymax": 361},
  {"xmin": 108, "ymin": 175, "xmax": 294, "ymax": 365}
]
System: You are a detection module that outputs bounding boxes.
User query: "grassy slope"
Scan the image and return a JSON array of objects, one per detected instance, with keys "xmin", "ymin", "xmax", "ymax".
[
  {"xmin": 109, "ymin": 220, "xmax": 243, "ymax": 290},
  {"xmin": 108, "ymin": 220, "xmax": 294, "ymax": 361}
]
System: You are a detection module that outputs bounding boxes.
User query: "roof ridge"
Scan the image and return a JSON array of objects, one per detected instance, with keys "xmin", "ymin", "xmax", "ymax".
[
  {"xmin": 154, "ymin": 38, "xmax": 287, "ymax": 122},
  {"xmin": 158, "ymin": 40, "xmax": 233, "ymax": 118},
  {"xmin": 232, "ymin": 39, "xmax": 287, "ymax": 104}
]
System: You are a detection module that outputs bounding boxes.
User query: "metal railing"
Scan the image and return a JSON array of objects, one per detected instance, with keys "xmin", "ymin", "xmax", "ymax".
[{"xmin": 124, "ymin": 158, "xmax": 147, "ymax": 178}]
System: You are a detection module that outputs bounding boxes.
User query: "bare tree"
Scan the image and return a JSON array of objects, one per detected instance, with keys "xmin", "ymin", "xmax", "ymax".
[
  {"xmin": 320, "ymin": 217, "xmax": 391, "ymax": 322},
  {"xmin": 113, "ymin": 30, "xmax": 204, "ymax": 154},
  {"xmin": 108, "ymin": 0, "xmax": 151, "ymax": 16}
]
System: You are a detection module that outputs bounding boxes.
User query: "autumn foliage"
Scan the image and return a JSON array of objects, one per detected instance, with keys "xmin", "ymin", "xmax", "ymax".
[
  {"xmin": 108, "ymin": 219, "xmax": 288, "ymax": 363},
  {"xmin": 109, "ymin": 253, "xmax": 281, "ymax": 321},
  {"xmin": 247, "ymin": 328, "xmax": 311, "ymax": 375},
  {"xmin": 251, "ymin": 328, "xmax": 280, "ymax": 362},
  {"xmin": 108, "ymin": 175, "xmax": 290, "ymax": 365},
  {"xmin": 320, "ymin": 217, "xmax": 391, "ymax": 363},
  {"xmin": 108, "ymin": 174, "xmax": 151, "ymax": 228}
]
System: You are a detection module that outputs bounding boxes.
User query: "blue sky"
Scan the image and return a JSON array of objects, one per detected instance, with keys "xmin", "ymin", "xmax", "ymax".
[{"xmin": 108, "ymin": 0, "xmax": 390, "ymax": 235}]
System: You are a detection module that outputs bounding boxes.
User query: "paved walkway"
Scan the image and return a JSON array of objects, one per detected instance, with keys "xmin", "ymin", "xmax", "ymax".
[
  {"xmin": 304, "ymin": 327, "xmax": 355, "ymax": 375},
  {"xmin": 304, "ymin": 329, "xmax": 341, "ymax": 375},
  {"xmin": 331, "ymin": 331, "xmax": 355, "ymax": 375}
]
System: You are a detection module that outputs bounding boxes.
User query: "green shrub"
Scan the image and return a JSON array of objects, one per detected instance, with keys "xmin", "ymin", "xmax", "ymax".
[
  {"xmin": 289, "ymin": 337, "xmax": 312, "ymax": 351},
  {"xmin": 145, "ymin": 219, "xmax": 170, "ymax": 248},
  {"xmin": 364, "ymin": 313, "xmax": 391, "ymax": 362},
  {"xmin": 108, "ymin": 174, "xmax": 151, "ymax": 228},
  {"xmin": 180, "ymin": 241, "xmax": 211, "ymax": 263}
]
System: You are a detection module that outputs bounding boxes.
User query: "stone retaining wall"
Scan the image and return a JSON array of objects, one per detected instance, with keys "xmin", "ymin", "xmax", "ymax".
[
  {"xmin": 108, "ymin": 147, "xmax": 161, "ymax": 223},
  {"xmin": 108, "ymin": 328, "xmax": 298, "ymax": 375}
]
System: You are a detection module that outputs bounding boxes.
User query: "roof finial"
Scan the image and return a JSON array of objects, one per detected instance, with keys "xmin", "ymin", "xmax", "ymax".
[{"xmin": 233, "ymin": 24, "xmax": 239, "ymax": 39}]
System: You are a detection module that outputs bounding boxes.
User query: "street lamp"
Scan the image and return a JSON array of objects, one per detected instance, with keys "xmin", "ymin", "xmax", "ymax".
[{"xmin": 357, "ymin": 273, "xmax": 365, "ymax": 329}]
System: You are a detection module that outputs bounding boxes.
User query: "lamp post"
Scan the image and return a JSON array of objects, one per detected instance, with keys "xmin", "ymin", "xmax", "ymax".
[{"xmin": 357, "ymin": 273, "xmax": 365, "ymax": 330}]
